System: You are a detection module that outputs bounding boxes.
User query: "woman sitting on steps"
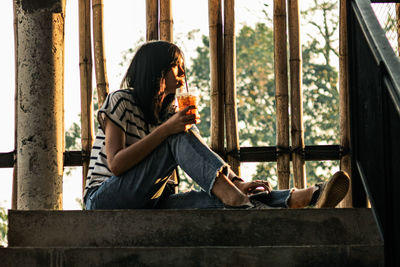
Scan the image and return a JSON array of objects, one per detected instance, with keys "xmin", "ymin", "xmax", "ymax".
[{"xmin": 83, "ymin": 40, "xmax": 350, "ymax": 210}]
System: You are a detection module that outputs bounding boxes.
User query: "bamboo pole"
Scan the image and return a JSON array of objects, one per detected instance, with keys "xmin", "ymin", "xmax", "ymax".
[
  {"xmin": 339, "ymin": 0, "xmax": 352, "ymax": 207},
  {"xmin": 160, "ymin": 0, "xmax": 173, "ymax": 42},
  {"xmin": 12, "ymin": 0, "xmax": 18, "ymax": 210},
  {"xmin": 146, "ymin": 0, "xmax": 159, "ymax": 41},
  {"xmin": 208, "ymin": 0, "xmax": 225, "ymax": 155},
  {"xmin": 92, "ymin": 0, "xmax": 109, "ymax": 108},
  {"xmin": 288, "ymin": 0, "xmax": 305, "ymax": 188},
  {"xmin": 274, "ymin": 0, "xmax": 290, "ymax": 189},
  {"xmin": 79, "ymin": 0, "xmax": 94, "ymax": 196},
  {"xmin": 160, "ymin": 0, "xmax": 179, "ymax": 191},
  {"xmin": 224, "ymin": 0, "xmax": 240, "ymax": 174}
]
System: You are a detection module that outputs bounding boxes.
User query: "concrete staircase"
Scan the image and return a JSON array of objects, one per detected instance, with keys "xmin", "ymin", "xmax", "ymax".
[{"xmin": 1, "ymin": 208, "xmax": 383, "ymax": 266}]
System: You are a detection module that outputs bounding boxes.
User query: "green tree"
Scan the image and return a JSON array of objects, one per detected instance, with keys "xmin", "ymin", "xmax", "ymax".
[
  {"xmin": 190, "ymin": 24, "xmax": 276, "ymax": 146},
  {"xmin": 189, "ymin": 0, "xmax": 341, "ymax": 187},
  {"xmin": 65, "ymin": 90, "xmax": 100, "ymax": 152},
  {"xmin": 187, "ymin": 23, "xmax": 278, "ymax": 189},
  {"xmin": 64, "ymin": 90, "xmax": 99, "ymax": 187},
  {"xmin": 189, "ymin": 23, "xmax": 277, "ymax": 187},
  {"xmin": 301, "ymin": 0, "xmax": 340, "ymax": 184},
  {"xmin": 67, "ymin": 0, "xmax": 341, "ymax": 190},
  {"xmin": 0, "ymin": 206, "xmax": 7, "ymax": 247},
  {"xmin": 255, "ymin": 0, "xmax": 340, "ymax": 185}
]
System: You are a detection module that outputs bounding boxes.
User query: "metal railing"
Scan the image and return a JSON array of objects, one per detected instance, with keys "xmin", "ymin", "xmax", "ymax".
[{"xmin": 348, "ymin": 0, "xmax": 400, "ymax": 265}]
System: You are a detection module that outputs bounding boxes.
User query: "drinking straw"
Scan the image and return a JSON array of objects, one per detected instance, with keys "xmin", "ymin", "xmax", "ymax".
[{"xmin": 184, "ymin": 64, "xmax": 189, "ymax": 93}]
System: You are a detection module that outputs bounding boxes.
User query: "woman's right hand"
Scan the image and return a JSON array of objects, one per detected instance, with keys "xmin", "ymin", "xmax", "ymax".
[{"xmin": 163, "ymin": 106, "xmax": 198, "ymax": 135}]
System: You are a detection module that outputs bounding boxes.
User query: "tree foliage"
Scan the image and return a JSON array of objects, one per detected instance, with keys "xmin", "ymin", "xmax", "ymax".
[
  {"xmin": 64, "ymin": 0, "xmax": 341, "ymax": 190},
  {"xmin": 0, "ymin": 206, "xmax": 7, "ymax": 247},
  {"xmin": 188, "ymin": 0, "xmax": 340, "ymax": 187},
  {"xmin": 301, "ymin": 0, "xmax": 340, "ymax": 184}
]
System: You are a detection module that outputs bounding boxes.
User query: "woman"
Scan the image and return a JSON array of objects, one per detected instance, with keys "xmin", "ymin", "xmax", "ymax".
[{"xmin": 84, "ymin": 40, "xmax": 349, "ymax": 210}]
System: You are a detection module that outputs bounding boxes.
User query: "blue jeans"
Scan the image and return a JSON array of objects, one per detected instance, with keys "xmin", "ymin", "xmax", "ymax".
[{"xmin": 85, "ymin": 128, "xmax": 291, "ymax": 210}]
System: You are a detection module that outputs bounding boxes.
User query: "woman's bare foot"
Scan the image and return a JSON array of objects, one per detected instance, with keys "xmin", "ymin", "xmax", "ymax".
[{"xmin": 211, "ymin": 172, "xmax": 251, "ymax": 207}]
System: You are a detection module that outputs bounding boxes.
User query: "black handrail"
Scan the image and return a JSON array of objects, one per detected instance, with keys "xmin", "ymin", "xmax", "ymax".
[
  {"xmin": 348, "ymin": 0, "xmax": 400, "ymax": 266},
  {"xmin": 0, "ymin": 145, "xmax": 346, "ymax": 168}
]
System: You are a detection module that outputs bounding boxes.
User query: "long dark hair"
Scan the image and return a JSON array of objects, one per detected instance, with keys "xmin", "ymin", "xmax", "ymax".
[{"xmin": 121, "ymin": 40, "xmax": 183, "ymax": 124}]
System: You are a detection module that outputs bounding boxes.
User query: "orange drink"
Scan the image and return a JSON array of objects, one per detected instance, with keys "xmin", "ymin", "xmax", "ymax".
[
  {"xmin": 176, "ymin": 88, "xmax": 199, "ymax": 118},
  {"xmin": 177, "ymin": 94, "xmax": 198, "ymax": 116}
]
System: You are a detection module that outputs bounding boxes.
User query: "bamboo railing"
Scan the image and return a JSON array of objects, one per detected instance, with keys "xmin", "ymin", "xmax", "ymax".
[
  {"xmin": 160, "ymin": 0, "xmax": 173, "ymax": 42},
  {"xmin": 208, "ymin": 0, "xmax": 225, "ymax": 155},
  {"xmin": 146, "ymin": 0, "xmax": 159, "ymax": 41},
  {"xmin": 224, "ymin": 0, "xmax": 240, "ymax": 175},
  {"xmin": 288, "ymin": 0, "xmax": 306, "ymax": 189},
  {"xmin": 12, "ymin": 0, "xmax": 18, "ymax": 209},
  {"xmin": 274, "ymin": 0, "xmax": 290, "ymax": 189},
  {"xmin": 5, "ymin": 1, "xmax": 357, "ymax": 206},
  {"xmin": 92, "ymin": 0, "xmax": 109, "ymax": 107},
  {"xmin": 158, "ymin": 0, "xmax": 179, "ymax": 190},
  {"xmin": 339, "ymin": 0, "xmax": 352, "ymax": 207},
  {"xmin": 79, "ymin": 0, "xmax": 94, "ymax": 194}
]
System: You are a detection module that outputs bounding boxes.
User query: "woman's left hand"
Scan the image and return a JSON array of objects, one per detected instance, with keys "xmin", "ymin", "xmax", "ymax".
[{"xmin": 233, "ymin": 180, "xmax": 272, "ymax": 195}]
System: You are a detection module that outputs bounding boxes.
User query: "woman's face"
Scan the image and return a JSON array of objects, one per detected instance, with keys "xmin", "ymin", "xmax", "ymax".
[{"xmin": 163, "ymin": 56, "xmax": 185, "ymax": 95}]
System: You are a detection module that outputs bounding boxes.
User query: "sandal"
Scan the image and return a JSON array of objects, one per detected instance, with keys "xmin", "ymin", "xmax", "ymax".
[{"xmin": 310, "ymin": 171, "xmax": 350, "ymax": 208}]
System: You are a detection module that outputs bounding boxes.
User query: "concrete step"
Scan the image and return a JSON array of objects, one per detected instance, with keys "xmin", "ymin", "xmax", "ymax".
[
  {"xmin": 0, "ymin": 245, "xmax": 384, "ymax": 267},
  {"xmin": 8, "ymin": 208, "xmax": 382, "ymax": 248}
]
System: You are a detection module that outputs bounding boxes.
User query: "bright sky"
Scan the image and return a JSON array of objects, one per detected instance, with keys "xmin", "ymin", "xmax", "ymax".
[{"xmin": 0, "ymin": 0, "xmax": 275, "ymax": 210}]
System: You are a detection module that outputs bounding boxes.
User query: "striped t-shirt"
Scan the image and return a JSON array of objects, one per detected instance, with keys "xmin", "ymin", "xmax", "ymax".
[{"xmin": 83, "ymin": 89, "xmax": 162, "ymax": 200}]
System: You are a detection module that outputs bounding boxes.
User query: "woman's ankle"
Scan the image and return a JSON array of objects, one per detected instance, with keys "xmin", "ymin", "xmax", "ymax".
[
  {"xmin": 288, "ymin": 186, "xmax": 316, "ymax": 208},
  {"xmin": 212, "ymin": 172, "xmax": 250, "ymax": 207}
]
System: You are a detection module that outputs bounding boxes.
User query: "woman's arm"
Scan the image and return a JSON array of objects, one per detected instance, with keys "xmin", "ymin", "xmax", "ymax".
[{"xmin": 105, "ymin": 106, "xmax": 197, "ymax": 176}]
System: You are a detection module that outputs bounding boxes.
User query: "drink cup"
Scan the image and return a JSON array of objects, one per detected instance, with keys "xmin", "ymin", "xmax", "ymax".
[{"xmin": 176, "ymin": 87, "xmax": 199, "ymax": 118}]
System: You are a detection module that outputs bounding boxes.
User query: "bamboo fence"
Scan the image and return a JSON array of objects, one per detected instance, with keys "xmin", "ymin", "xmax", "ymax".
[
  {"xmin": 274, "ymin": 0, "xmax": 290, "ymax": 189},
  {"xmin": 12, "ymin": 0, "xmax": 18, "ymax": 209},
  {"xmin": 208, "ymin": 0, "xmax": 225, "ymax": 155},
  {"xmin": 7, "ymin": 1, "xmax": 357, "ymax": 204},
  {"xmin": 92, "ymin": 0, "xmax": 109, "ymax": 107},
  {"xmin": 146, "ymin": 0, "xmax": 159, "ymax": 41},
  {"xmin": 79, "ymin": 0, "xmax": 94, "ymax": 195},
  {"xmin": 224, "ymin": 0, "xmax": 240, "ymax": 174},
  {"xmin": 160, "ymin": 0, "xmax": 173, "ymax": 42},
  {"xmin": 288, "ymin": 0, "xmax": 306, "ymax": 188},
  {"xmin": 339, "ymin": 0, "xmax": 352, "ymax": 207},
  {"xmin": 159, "ymin": 0, "xmax": 180, "ymax": 190}
]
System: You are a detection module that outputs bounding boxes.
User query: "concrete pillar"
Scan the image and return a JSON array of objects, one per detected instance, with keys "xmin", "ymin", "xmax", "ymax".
[{"xmin": 16, "ymin": 0, "xmax": 65, "ymax": 210}]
